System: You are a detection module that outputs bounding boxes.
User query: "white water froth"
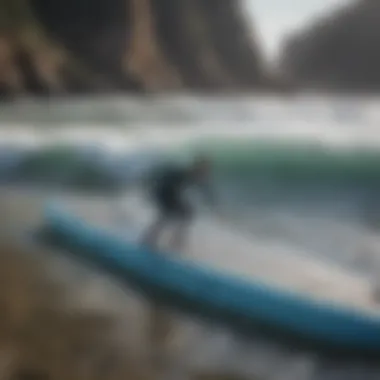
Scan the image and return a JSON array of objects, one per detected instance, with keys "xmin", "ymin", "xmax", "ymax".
[{"xmin": 2, "ymin": 96, "xmax": 380, "ymax": 151}]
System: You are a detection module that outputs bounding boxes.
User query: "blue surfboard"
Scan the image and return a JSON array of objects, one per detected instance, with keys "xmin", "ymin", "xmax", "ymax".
[{"xmin": 41, "ymin": 203, "xmax": 380, "ymax": 354}]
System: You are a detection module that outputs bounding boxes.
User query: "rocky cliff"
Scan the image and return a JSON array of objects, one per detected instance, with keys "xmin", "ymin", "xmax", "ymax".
[
  {"xmin": 0, "ymin": 0, "xmax": 271, "ymax": 97},
  {"xmin": 280, "ymin": 0, "xmax": 380, "ymax": 92}
]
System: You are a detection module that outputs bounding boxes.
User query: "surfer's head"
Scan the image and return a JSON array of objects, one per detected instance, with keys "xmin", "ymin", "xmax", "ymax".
[{"xmin": 191, "ymin": 154, "xmax": 212, "ymax": 179}]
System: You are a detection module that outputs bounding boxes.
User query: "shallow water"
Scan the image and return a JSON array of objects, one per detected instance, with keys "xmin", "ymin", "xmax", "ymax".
[{"xmin": 2, "ymin": 95, "xmax": 380, "ymax": 379}]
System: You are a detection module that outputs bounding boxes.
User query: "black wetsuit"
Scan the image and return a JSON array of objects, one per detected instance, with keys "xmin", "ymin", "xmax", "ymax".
[{"xmin": 151, "ymin": 165, "xmax": 213, "ymax": 221}]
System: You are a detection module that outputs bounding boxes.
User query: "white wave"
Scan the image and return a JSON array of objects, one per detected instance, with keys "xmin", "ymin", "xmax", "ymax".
[{"xmin": 2, "ymin": 96, "xmax": 380, "ymax": 151}]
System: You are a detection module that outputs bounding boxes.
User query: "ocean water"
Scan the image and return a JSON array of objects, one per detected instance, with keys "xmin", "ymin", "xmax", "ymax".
[{"xmin": 1, "ymin": 95, "xmax": 380, "ymax": 379}]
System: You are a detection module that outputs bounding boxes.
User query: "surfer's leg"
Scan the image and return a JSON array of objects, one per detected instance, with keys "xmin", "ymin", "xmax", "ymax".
[
  {"xmin": 141, "ymin": 193, "xmax": 172, "ymax": 249},
  {"xmin": 141, "ymin": 216, "xmax": 167, "ymax": 249},
  {"xmin": 169, "ymin": 201, "xmax": 193, "ymax": 252},
  {"xmin": 170, "ymin": 219, "xmax": 191, "ymax": 252}
]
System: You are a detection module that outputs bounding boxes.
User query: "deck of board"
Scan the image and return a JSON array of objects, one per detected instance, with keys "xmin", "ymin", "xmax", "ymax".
[{"xmin": 62, "ymin": 194, "xmax": 380, "ymax": 316}]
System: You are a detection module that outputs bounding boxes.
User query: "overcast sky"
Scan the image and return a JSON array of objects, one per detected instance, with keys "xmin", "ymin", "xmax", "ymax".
[{"xmin": 244, "ymin": 0, "xmax": 352, "ymax": 58}]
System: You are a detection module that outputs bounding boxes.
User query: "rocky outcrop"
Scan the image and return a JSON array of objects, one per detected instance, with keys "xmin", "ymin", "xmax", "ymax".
[
  {"xmin": 280, "ymin": 0, "xmax": 380, "ymax": 92},
  {"xmin": 0, "ymin": 1, "xmax": 121, "ymax": 99},
  {"xmin": 0, "ymin": 0, "xmax": 271, "ymax": 97},
  {"xmin": 146, "ymin": 0, "xmax": 267, "ymax": 90}
]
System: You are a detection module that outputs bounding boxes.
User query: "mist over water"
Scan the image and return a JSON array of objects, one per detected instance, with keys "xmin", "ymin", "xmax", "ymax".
[{"xmin": 2, "ymin": 95, "xmax": 380, "ymax": 379}]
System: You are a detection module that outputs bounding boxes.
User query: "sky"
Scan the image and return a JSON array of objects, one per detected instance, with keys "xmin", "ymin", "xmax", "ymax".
[{"xmin": 245, "ymin": 0, "xmax": 352, "ymax": 58}]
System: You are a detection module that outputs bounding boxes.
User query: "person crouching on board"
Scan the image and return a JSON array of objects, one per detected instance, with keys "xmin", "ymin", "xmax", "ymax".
[{"xmin": 141, "ymin": 155, "xmax": 216, "ymax": 252}]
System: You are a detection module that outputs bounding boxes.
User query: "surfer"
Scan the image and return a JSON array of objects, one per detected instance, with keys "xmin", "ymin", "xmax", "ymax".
[{"xmin": 141, "ymin": 155, "xmax": 216, "ymax": 252}]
